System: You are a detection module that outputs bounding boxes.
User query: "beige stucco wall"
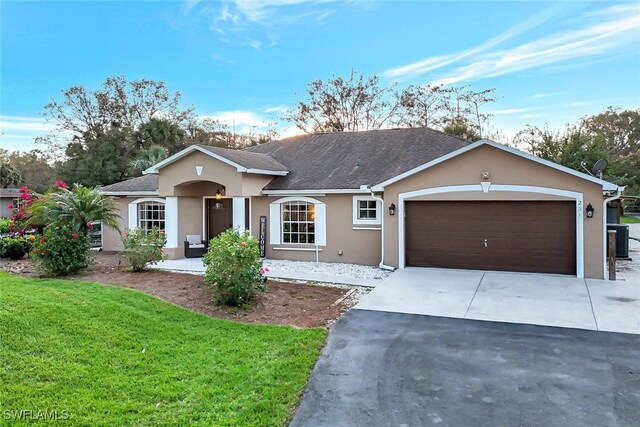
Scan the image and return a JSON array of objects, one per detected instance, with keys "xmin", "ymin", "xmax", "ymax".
[
  {"xmin": 382, "ymin": 144, "xmax": 607, "ymax": 279},
  {"xmin": 250, "ymin": 194, "xmax": 382, "ymax": 265},
  {"xmin": 102, "ymin": 196, "xmax": 135, "ymax": 251}
]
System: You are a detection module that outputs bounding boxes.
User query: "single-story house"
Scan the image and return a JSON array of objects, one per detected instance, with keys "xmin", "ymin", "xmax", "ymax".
[
  {"xmin": 0, "ymin": 188, "xmax": 21, "ymax": 218},
  {"xmin": 100, "ymin": 127, "xmax": 622, "ymax": 279}
]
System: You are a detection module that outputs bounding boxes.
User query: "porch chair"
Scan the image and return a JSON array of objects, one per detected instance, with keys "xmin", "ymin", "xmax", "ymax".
[{"xmin": 184, "ymin": 234, "xmax": 208, "ymax": 258}]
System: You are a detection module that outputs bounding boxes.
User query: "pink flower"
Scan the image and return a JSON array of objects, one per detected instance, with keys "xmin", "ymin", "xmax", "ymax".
[
  {"xmin": 264, "ymin": 267, "xmax": 270, "ymax": 273},
  {"xmin": 19, "ymin": 186, "xmax": 28, "ymax": 193},
  {"xmin": 86, "ymin": 222, "xmax": 94, "ymax": 229},
  {"xmin": 7, "ymin": 204, "xmax": 13, "ymax": 210},
  {"xmin": 259, "ymin": 268, "xmax": 265, "ymax": 276},
  {"xmin": 19, "ymin": 193, "xmax": 32, "ymax": 200},
  {"xmin": 55, "ymin": 180, "xmax": 69, "ymax": 189},
  {"xmin": 73, "ymin": 233, "xmax": 79, "ymax": 239},
  {"xmin": 123, "ymin": 231, "xmax": 129, "ymax": 236}
]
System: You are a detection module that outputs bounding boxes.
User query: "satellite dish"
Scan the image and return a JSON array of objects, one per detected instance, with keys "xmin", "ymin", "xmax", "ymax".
[{"xmin": 592, "ymin": 159, "xmax": 608, "ymax": 179}]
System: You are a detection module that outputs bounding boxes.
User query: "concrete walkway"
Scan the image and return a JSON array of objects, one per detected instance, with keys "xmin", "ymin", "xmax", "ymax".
[
  {"xmin": 152, "ymin": 257, "xmax": 381, "ymax": 287},
  {"xmin": 356, "ymin": 268, "xmax": 640, "ymax": 334}
]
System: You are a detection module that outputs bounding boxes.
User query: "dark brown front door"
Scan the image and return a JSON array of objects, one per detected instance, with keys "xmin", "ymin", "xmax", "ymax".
[
  {"xmin": 404, "ymin": 201, "xmax": 576, "ymax": 275},
  {"xmin": 206, "ymin": 198, "xmax": 232, "ymax": 242}
]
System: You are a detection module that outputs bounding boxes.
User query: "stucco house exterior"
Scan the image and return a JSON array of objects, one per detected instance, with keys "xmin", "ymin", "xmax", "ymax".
[
  {"xmin": 0, "ymin": 188, "xmax": 21, "ymax": 218},
  {"xmin": 99, "ymin": 127, "xmax": 621, "ymax": 279}
]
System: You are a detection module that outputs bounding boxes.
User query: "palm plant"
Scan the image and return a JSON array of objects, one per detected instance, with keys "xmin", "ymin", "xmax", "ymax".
[
  {"xmin": 27, "ymin": 184, "xmax": 121, "ymax": 235},
  {"xmin": 129, "ymin": 145, "xmax": 169, "ymax": 172}
]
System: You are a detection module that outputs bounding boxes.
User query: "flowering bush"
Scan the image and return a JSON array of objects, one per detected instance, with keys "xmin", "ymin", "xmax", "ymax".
[
  {"xmin": 120, "ymin": 227, "xmax": 167, "ymax": 272},
  {"xmin": 203, "ymin": 229, "xmax": 267, "ymax": 306},
  {"xmin": 8, "ymin": 186, "xmax": 38, "ymax": 235},
  {"xmin": 30, "ymin": 224, "xmax": 93, "ymax": 276},
  {"xmin": 0, "ymin": 235, "xmax": 31, "ymax": 260}
]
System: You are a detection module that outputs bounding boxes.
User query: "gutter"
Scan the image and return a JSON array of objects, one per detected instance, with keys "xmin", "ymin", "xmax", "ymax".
[
  {"xmin": 366, "ymin": 186, "xmax": 396, "ymax": 271},
  {"xmin": 602, "ymin": 186, "xmax": 624, "ymax": 280}
]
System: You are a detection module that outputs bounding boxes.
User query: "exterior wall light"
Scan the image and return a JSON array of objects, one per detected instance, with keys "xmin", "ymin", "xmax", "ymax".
[
  {"xmin": 586, "ymin": 203, "xmax": 594, "ymax": 218},
  {"xmin": 389, "ymin": 203, "xmax": 396, "ymax": 216},
  {"xmin": 215, "ymin": 189, "xmax": 222, "ymax": 200}
]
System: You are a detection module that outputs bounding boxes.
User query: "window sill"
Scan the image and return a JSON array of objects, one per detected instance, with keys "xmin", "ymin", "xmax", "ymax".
[
  {"xmin": 352, "ymin": 226, "xmax": 382, "ymax": 231},
  {"xmin": 273, "ymin": 247, "xmax": 323, "ymax": 252}
]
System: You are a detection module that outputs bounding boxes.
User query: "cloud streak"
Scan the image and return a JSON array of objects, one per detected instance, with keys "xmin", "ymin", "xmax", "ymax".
[{"xmin": 383, "ymin": 3, "xmax": 640, "ymax": 86}]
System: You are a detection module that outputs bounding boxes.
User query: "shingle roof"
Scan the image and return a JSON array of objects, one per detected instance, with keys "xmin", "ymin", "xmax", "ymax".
[
  {"xmin": 0, "ymin": 188, "xmax": 21, "ymax": 198},
  {"xmin": 245, "ymin": 128, "xmax": 471, "ymax": 190},
  {"xmin": 196, "ymin": 145, "xmax": 288, "ymax": 172},
  {"xmin": 100, "ymin": 174, "xmax": 159, "ymax": 194}
]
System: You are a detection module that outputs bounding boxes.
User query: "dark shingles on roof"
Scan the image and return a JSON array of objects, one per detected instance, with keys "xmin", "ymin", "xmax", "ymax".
[
  {"xmin": 100, "ymin": 174, "xmax": 159, "ymax": 193},
  {"xmin": 245, "ymin": 128, "xmax": 471, "ymax": 190},
  {"xmin": 197, "ymin": 145, "xmax": 288, "ymax": 172}
]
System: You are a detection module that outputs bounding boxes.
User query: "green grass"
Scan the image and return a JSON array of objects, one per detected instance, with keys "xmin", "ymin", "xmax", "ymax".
[
  {"xmin": 0, "ymin": 272, "xmax": 326, "ymax": 426},
  {"xmin": 621, "ymin": 215, "xmax": 640, "ymax": 224}
]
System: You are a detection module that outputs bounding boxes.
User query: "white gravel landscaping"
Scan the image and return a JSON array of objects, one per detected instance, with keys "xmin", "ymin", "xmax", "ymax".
[{"xmin": 263, "ymin": 259, "xmax": 392, "ymax": 280}]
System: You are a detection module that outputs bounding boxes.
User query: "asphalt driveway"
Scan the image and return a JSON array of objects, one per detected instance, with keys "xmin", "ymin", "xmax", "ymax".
[
  {"xmin": 290, "ymin": 310, "xmax": 640, "ymax": 427},
  {"xmin": 356, "ymin": 268, "xmax": 640, "ymax": 334}
]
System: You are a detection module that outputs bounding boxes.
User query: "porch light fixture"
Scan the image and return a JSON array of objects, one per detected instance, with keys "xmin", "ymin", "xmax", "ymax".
[
  {"xmin": 215, "ymin": 188, "xmax": 222, "ymax": 200},
  {"xmin": 389, "ymin": 203, "xmax": 396, "ymax": 216},
  {"xmin": 586, "ymin": 203, "xmax": 594, "ymax": 218}
]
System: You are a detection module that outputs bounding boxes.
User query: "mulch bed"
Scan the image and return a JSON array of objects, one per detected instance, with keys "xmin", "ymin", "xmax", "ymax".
[{"xmin": 0, "ymin": 252, "xmax": 351, "ymax": 328}]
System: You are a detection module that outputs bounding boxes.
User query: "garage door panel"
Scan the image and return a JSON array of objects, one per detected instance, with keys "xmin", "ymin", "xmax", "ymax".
[{"xmin": 405, "ymin": 201, "xmax": 576, "ymax": 275}]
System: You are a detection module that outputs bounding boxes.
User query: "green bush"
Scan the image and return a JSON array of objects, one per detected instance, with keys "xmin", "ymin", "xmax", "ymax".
[
  {"xmin": 31, "ymin": 224, "xmax": 93, "ymax": 276},
  {"xmin": 0, "ymin": 236, "xmax": 30, "ymax": 260},
  {"xmin": 0, "ymin": 218, "xmax": 11, "ymax": 234},
  {"xmin": 120, "ymin": 227, "xmax": 167, "ymax": 272},
  {"xmin": 203, "ymin": 229, "xmax": 267, "ymax": 306}
]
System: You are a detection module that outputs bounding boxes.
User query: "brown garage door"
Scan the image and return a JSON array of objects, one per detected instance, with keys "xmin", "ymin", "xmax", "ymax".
[{"xmin": 405, "ymin": 201, "xmax": 576, "ymax": 275}]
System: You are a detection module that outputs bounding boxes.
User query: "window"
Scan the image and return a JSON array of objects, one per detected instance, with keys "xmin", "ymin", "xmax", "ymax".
[
  {"xmin": 353, "ymin": 196, "xmax": 381, "ymax": 225},
  {"xmin": 138, "ymin": 201, "xmax": 165, "ymax": 232},
  {"xmin": 282, "ymin": 201, "xmax": 315, "ymax": 244}
]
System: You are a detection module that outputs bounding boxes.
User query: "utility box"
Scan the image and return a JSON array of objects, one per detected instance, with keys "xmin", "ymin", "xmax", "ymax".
[{"xmin": 606, "ymin": 224, "xmax": 629, "ymax": 258}]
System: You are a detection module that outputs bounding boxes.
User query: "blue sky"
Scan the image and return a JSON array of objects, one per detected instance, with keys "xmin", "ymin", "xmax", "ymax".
[{"xmin": 1, "ymin": 0, "xmax": 639, "ymax": 152}]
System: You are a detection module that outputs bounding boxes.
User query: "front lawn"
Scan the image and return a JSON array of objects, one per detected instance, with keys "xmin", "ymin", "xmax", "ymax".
[
  {"xmin": 621, "ymin": 215, "xmax": 640, "ymax": 224},
  {"xmin": 0, "ymin": 272, "xmax": 326, "ymax": 426}
]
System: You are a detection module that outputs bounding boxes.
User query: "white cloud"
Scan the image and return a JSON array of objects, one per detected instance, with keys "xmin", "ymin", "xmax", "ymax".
[
  {"xmin": 428, "ymin": 3, "xmax": 640, "ymax": 86},
  {"xmin": 489, "ymin": 108, "xmax": 537, "ymax": 116},
  {"xmin": 382, "ymin": 3, "xmax": 640, "ymax": 87},
  {"xmin": 383, "ymin": 4, "xmax": 562, "ymax": 80},
  {"xmin": 200, "ymin": 108, "xmax": 304, "ymax": 139},
  {"xmin": 0, "ymin": 116, "xmax": 55, "ymax": 133}
]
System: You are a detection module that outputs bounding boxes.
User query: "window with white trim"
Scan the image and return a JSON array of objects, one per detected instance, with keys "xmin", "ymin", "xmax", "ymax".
[
  {"xmin": 353, "ymin": 196, "xmax": 381, "ymax": 225},
  {"xmin": 138, "ymin": 201, "xmax": 165, "ymax": 232},
  {"xmin": 282, "ymin": 201, "xmax": 315, "ymax": 244}
]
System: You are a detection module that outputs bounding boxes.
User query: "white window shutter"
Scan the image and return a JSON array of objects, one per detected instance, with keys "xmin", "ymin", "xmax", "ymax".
[
  {"xmin": 269, "ymin": 203, "xmax": 281, "ymax": 245},
  {"xmin": 314, "ymin": 203, "xmax": 326, "ymax": 246},
  {"xmin": 128, "ymin": 203, "xmax": 137, "ymax": 230}
]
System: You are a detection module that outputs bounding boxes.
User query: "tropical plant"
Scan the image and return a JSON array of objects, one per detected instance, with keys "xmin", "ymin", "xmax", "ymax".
[
  {"xmin": 26, "ymin": 182, "xmax": 120, "ymax": 236},
  {"xmin": 129, "ymin": 144, "xmax": 169, "ymax": 172},
  {"xmin": 0, "ymin": 218, "xmax": 11, "ymax": 234},
  {"xmin": 31, "ymin": 224, "xmax": 92, "ymax": 275},
  {"xmin": 7, "ymin": 186, "xmax": 38, "ymax": 234},
  {"xmin": 203, "ymin": 229, "xmax": 267, "ymax": 306},
  {"xmin": 120, "ymin": 227, "xmax": 167, "ymax": 272},
  {"xmin": 0, "ymin": 162, "xmax": 22, "ymax": 188}
]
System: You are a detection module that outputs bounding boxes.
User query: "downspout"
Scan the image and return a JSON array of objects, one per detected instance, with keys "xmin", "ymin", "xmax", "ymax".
[
  {"xmin": 602, "ymin": 186, "xmax": 624, "ymax": 280},
  {"xmin": 368, "ymin": 188, "xmax": 396, "ymax": 271}
]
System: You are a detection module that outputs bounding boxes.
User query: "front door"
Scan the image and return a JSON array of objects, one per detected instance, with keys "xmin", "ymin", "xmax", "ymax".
[{"xmin": 206, "ymin": 198, "xmax": 233, "ymax": 242}]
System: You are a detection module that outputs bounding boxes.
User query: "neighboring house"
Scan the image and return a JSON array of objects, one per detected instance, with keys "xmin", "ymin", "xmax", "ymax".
[
  {"xmin": 0, "ymin": 188, "xmax": 21, "ymax": 218},
  {"xmin": 100, "ymin": 127, "xmax": 621, "ymax": 279}
]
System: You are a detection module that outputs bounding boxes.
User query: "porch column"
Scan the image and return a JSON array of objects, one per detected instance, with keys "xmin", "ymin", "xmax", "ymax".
[
  {"xmin": 165, "ymin": 196, "xmax": 179, "ymax": 248},
  {"xmin": 232, "ymin": 197, "xmax": 247, "ymax": 232}
]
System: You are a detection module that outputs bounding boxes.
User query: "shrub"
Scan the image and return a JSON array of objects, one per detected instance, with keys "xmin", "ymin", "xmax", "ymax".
[
  {"xmin": 0, "ymin": 218, "xmax": 11, "ymax": 234},
  {"xmin": 203, "ymin": 229, "xmax": 267, "ymax": 306},
  {"xmin": 0, "ymin": 236, "xmax": 30, "ymax": 260},
  {"xmin": 31, "ymin": 224, "xmax": 93, "ymax": 276},
  {"xmin": 120, "ymin": 227, "xmax": 167, "ymax": 272}
]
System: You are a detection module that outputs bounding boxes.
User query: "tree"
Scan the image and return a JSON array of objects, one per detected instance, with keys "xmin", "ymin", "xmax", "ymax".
[
  {"xmin": 399, "ymin": 84, "xmax": 452, "ymax": 128},
  {"xmin": 27, "ymin": 183, "xmax": 121, "ymax": 236},
  {"xmin": 0, "ymin": 162, "xmax": 22, "ymax": 188},
  {"xmin": 38, "ymin": 75, "xmax": 194, "ymax": 157},
  {"xmin": 0, "ymin": 149, "xmax": 55, "ymax": 193},
  {"xmin": 443, "ymin": 120, "xmax": 481, "ymax": 141},
  {"xmin": 583, "ymin": 107, "xmax": 639, "ymax": 157},
  {"xmin": 285, "ymin": 70, "xmax": 402, "ymax": 133},
  {"xmin": 129, "ymin": 145, "xmax": 169, "ymax": 173},
  {"xmin": 136, "ymin": 117, "xmax": 187, "ymax": 155}
]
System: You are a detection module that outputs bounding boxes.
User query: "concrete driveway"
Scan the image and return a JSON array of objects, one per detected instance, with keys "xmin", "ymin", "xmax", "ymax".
[
  {"xmin": 356, "ymin": 268, "xmax": 640, "ymax": 334},
  {"xmin": 290, "ymin": 310, "xmax": 640, "ymax": 427}
]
